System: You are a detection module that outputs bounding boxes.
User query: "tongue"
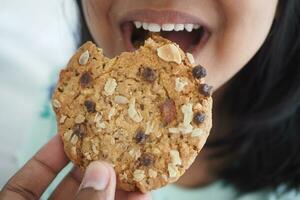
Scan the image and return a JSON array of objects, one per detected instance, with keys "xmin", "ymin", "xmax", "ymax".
[{"xmin": 161, "ymin": 31, "xmax": 199, "ymax": 51}]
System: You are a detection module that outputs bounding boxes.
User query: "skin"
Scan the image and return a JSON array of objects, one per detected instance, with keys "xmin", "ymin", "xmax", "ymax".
[
  {"xmin": 0, "ymin": 135, "xmax": 151, "ymax": 200},
  {"xmin": 0, "ymin": 0, "xmax": 279, "ymax": 199}
]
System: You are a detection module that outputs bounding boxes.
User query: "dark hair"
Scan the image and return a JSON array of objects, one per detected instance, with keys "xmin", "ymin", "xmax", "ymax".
[
  {"xmin": 216, "ymin": 0, "xmax": 300, "ymax": 193},
  {"xmin": 76, "ymin": 0, "xmax": 300, "ymax": 193}
]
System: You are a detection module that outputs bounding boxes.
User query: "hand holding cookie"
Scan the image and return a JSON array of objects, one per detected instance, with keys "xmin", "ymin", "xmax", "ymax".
[{"xmin": 0, "ymin": 135, "xmax": 151, "ymax": 200}]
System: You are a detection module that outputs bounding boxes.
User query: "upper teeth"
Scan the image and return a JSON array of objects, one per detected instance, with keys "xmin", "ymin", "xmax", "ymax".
[{"xmin": 134, "ymin": 21, "xmax": 201, "ymax": 32}]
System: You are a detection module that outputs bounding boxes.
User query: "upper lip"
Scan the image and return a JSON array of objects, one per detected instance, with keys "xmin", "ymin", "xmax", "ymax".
[{"xmin": 118, "ymin": 9, "xmax": 210, "ymax": 30}]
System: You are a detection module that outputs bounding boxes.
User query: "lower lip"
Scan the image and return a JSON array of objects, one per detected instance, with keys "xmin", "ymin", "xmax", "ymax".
[{"xmin": 121, "ymin": 22, "xmax": 210, "ymax": 55}]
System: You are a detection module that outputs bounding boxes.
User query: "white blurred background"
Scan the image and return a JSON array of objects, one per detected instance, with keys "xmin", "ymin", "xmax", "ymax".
[{"xmin": 0, "ymin": 0, "xmax": 80, "ymax": 187}]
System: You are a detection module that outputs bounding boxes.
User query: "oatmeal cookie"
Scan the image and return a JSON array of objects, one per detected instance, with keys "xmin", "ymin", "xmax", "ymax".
[{"xmin": 52, "ymin": 35, "xmax": 213, "ymax": 192}]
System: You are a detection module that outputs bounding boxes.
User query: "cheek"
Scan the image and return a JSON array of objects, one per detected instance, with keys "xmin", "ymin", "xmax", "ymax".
[
  {"xmin": 83, "ymin": 0, "xmax": 119, "ymax": 56},
  {"xmin": 199, "ymin": 0, "xmax": 278, "ymax": 89}
]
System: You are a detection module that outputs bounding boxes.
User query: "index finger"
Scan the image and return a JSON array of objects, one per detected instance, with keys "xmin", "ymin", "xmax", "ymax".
[{"xmin": 0, "ymin": 134, "xmax": 69, "ymax": 199}]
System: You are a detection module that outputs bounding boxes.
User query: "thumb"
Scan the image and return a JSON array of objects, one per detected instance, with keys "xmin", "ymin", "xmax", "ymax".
[{"xmin": 75, "ymin": 161, "xmax": 116, "ymax": 200}]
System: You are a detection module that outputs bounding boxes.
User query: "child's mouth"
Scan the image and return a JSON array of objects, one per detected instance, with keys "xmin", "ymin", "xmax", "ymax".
[{"xmin": 120, "ymin": 10, "xmax": 210, "ymax": 54}]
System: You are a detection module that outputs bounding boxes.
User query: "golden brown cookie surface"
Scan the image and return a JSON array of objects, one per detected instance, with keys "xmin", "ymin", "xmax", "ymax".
[{"xmin": 52, "ymin": 36, "xmax": 213, "ymax": 192}]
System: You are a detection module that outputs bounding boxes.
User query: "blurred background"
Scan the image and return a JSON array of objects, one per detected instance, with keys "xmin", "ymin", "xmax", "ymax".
[{"xmin": 0, "ymin": 0, "xmax": 81, "ymax": 187}]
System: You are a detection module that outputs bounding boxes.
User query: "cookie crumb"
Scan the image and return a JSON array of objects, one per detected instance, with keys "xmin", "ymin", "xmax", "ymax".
[
  {"xmin": 128, "ymin": 98, "xmax": 143, "ymax": 123},
  {"xmin": 157, "ymin": 44, "xmax": 182, "ymax": 64},
  {"xmin": 133, "ymin": 170, "xmax": 145, "ymax": 182},
  {"xmin": 175, "ymin": 78, "xmax": 188, "ymax": 92},
  {"xmin": 52, "ymin": 99, "xmax": 61, "ymax": 108},
  {"xmin": 114, "ymin": 95, "xmax": 129, "ymax": 104},
  {"xmin": 79, "ymin": 50, "xmax": 90, "ymax": 65},
  {"xmin": 186, "ymin": 53, "xmax": 195, "ymax": 65},
  {"xmin": 104, "ymin": 78, "xmax": 117, "ymax": 96}
]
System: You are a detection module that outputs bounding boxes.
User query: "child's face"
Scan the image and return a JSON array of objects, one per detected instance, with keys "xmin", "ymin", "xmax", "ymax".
[{"xmin": 82, "ymin": 0, "xmax": 278, "ymax": 90}]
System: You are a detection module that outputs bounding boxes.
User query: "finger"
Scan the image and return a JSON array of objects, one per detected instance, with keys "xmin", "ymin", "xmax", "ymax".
[
  {"xmin": 49, "ymin": 166, "xmax": 83, "ymax": 200},
  {"xmin": 75, "ymin": 161, "xmax": 116, "ymax": 200},
  {"xmin": 127, "ymin": 192, "xmax": 152, "ymax": 200},
  {"xmin": 0, "ymin": 134, "xmax": 69, "ymax": 200},
  {"xmin": 116, "ymin": 190, "xmax": 152, "ymax": 200}
]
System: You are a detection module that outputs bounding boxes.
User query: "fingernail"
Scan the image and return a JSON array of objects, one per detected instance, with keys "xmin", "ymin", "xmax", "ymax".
[{"xmin": 81, "ymin": 161, "xmax": 110, "ymax": 190}]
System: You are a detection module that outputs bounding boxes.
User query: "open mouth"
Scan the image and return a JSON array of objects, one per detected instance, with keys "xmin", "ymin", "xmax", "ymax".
[{"xmin": 121, "ymin": 21, "xmax": 209, "ymax": 53}]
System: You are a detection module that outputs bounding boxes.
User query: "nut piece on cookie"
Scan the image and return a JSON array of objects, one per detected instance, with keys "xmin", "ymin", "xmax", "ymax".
[
  {"xmin": 79, "ymin": 50, "xmax": 90, "ymax": 65},
  {"xmin": 157, "ymin": 43, "xmax": 182, "ymax": 64}
]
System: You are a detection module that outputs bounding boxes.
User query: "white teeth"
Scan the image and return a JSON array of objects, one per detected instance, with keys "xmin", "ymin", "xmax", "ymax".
[
  {"xmin": 134, "ymin": 21, "xmax": 201, "ymax": 32},
  {"xmin": 162, "ymin": 24, "xmax": 175, "ymax": 31},
  {"xmin": 174, "ymin": 24, "xmax": 185, "ymax": 31},
  {"xmin": 142, "ymin": 22, "xmax": 149, "ymax": 30},
  {"xmin": 185, "ymin": 24, "xmax": 194, "ymax": 32},
  {"xmin": 134, "ymin": 21, "xmax": 142, "ymax": 29},
  {"xmin": 193, "ymin": 24, "xmax": 201, "ymax": 29},
  {"xmin": 148, "ymin": 23, "xmax": 161, "ymax": 32}
]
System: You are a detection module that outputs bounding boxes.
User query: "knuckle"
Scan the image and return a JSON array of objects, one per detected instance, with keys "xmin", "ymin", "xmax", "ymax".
[{"xmin": 3, "ymin": 183, "xmax": 38, "ymax": 200}]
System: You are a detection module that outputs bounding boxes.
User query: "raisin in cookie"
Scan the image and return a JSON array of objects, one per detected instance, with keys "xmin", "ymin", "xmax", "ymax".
[{"xmin": 52, "ymin": 35, "xmax": 213, "ymax": 192}]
